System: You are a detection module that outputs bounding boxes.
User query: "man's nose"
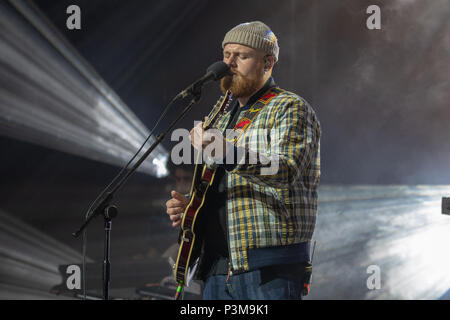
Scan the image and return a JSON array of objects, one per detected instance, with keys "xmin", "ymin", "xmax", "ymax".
[{"xmin": 224, "ymin": 55, "xmax": 237, "ymax": 68}]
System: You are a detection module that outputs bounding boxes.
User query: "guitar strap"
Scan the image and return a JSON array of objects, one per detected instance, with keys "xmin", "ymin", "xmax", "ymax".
[{"xmin": 224, "ymin": 87, "xmax": 283, "ymax": 145}]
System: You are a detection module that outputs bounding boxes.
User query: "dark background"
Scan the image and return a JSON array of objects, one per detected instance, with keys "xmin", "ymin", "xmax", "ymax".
[
  {"xmin": 0, "ymin": 0, "xmax": 449, "ymax": 294},
  {"xmin": 2, "ymin": 0, "xmax": 449, "ymax": 185}
]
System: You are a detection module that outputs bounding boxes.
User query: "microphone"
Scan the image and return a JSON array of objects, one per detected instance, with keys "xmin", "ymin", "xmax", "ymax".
[{"xmin": 175, "ymin": 61, "xmax": 231, "ymax": 100}]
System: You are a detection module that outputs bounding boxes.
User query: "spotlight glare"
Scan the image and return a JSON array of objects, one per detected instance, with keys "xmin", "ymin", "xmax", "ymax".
[{"xmin": 0, "ymin": 1, "xmax": 168, "ymax": 178}]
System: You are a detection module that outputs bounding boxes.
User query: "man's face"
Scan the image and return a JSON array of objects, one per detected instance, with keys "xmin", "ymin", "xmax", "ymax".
[{"xmin": 221, "ymin": 43, "xmax": 266, "ymax": 98}]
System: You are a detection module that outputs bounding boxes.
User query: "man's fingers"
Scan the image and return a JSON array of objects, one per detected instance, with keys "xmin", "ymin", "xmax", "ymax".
[
  {"xmin": 166, "ymin": 207, "xmax": 184, "ymax": 215},
  {"xmin": 166, "ymin": 198, "xmax": 184, "ymax": 209},
  {"xmin": 169, "ymin": 213, "xmax": 183, "ymax": 221},
  {"xmin": 167, "ymin": 191, "xmax": 188, "ymax": 208},
  {"xmin": 171, "ymin": 190, "xmax": 181, "ymax": 198},
  {"xmin": 172, "ymin": 220, "xmax": 181, "ymax": 228},
  {"xmin": 202, "ymin": 130, "xmax": 213, "ymax": 142},
  {"xmin": 165, "ymin": 190, "xmax": 188, "ymax": 228},
  {"xmin": 190, "ymin": 122, "xmax": 207, "ymax": 150},
  {"xmin": 171, "ymin": 190, "xmax": 188, "ymax": 203}
]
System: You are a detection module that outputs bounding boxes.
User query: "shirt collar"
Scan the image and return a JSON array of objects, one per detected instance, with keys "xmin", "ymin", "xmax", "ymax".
[{"xmin": 235, "ymin": 77, "xmax": 277, "ymax": 111}]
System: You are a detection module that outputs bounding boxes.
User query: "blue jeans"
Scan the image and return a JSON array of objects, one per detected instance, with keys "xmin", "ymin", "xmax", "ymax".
[{"xmin": 202, "ymin": 266, "xmax": 303, "ymax": 300}]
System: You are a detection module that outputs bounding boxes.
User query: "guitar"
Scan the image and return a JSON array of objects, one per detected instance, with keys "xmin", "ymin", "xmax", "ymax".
[{"xmin": 173, "ymin": 90, "xmax": 233, "ymax": 297}]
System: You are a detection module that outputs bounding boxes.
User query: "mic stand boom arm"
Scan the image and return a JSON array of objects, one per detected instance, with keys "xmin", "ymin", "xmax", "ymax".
[{"xmin": 72, "ymin": 90, "xmax": 202, "ymax": 300}]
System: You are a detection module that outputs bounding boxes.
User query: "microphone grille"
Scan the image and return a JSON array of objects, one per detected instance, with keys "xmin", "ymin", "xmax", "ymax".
[{"xmin": 206, "ymin": 61, "xmax": 231, "ymax": 80}]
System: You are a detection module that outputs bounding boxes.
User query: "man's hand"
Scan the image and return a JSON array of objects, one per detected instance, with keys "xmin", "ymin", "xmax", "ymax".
[
  {"xmin": 189, "ymin": 120, "xmax": 229, "ymax": 160},
  {"xmin": 165, "ymin": 190, "xmax": 189, "ymax": 227}
]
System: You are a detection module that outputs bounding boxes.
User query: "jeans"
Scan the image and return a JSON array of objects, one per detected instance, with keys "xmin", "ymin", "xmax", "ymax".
[{"xmin": 202, "ymin": 265, "xmax": 304, "ymax": 300}]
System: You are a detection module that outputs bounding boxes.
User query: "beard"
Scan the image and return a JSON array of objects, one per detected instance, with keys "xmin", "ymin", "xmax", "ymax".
[{"xmin": 220, "ymin": 71, "xmax": 264, "ymax": 98}]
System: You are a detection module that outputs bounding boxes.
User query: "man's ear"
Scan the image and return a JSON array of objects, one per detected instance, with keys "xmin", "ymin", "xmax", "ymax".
[{"xmin": 264, "ymin": 55, "xmax": 274, "ymax": 71}]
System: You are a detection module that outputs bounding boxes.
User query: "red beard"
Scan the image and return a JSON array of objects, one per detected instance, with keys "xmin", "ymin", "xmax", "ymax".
[{"xmin": 220, "ymin": 72, "xmax": 263, "ymax": 98}]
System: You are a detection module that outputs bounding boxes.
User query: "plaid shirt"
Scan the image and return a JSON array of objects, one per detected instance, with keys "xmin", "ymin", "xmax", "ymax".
[{"xmin": 212, "ymin": 85, "xmax": 321, "ymax": 272}]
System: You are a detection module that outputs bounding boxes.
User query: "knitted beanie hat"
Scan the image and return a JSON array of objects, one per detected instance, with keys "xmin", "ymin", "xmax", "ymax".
[{"xmin": 222, "ymin": 21, "xmax": 279, "ymax": 62}]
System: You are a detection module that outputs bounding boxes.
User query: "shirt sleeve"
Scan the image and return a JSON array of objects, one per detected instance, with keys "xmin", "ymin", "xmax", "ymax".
[{"xmin": 218, "ymin": 97, "xmax": 320, "ymax": 189}]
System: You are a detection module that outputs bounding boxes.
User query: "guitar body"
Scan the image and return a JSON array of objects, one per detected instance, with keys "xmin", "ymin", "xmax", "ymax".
[
  {"xmin": 174, "ymin": 164, "xmax": 217, "ymax": 285},
  {"xmin": 173, "ymin": 91, "xmax": 232, "ymax": 287}
]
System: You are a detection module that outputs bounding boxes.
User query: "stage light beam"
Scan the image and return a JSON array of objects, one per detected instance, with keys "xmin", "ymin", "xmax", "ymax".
[{"xmin": 0, "ymin": 0, "xmax": 168, "ymax": 178}]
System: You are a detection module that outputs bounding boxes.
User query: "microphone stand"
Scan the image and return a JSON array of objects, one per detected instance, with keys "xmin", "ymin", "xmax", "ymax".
[{"xmin": 72, "ymin": 88, "xmax": 203, "ymax": 300}]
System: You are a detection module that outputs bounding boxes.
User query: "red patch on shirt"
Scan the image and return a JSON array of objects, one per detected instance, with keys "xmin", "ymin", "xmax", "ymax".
[
  {"xmin": 260, "ymin": 92, "xmax": 276, "ymax": 102},
  {"xmin": 235, "ymin": 118, "xmax": 250, "ymax": 129}
]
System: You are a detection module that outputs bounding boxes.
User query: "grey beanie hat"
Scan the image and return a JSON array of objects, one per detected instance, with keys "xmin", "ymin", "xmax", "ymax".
[{"xmin": 222, "ymin": 21, "xmax": 279, "ymax": 62}]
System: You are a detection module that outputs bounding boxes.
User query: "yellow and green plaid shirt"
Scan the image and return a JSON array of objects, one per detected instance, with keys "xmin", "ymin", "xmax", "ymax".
[{"xmin": 214, "ymin": 85, "xmax": 321, "ymax": 272}]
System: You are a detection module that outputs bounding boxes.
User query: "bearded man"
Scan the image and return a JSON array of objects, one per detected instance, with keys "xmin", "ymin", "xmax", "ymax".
[{"xmin": 166, "ymin": 21, "xmax": 321, "ymax": 300}]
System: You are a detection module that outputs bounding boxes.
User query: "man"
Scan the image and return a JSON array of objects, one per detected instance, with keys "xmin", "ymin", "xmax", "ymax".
[{"xmin": 166, "ymin": 21, "xmax": 321, "ymax": 300}]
